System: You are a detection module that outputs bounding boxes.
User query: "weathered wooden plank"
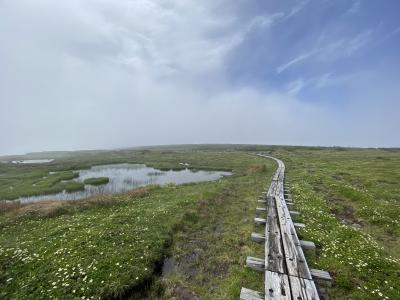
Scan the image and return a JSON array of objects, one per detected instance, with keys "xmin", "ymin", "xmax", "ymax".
[
  {"xmin": 310, "ymin": 269, "xmax": 332, "ymax": 287},
  {"xmin": 281, "ymin": 231, "xmax": 312, "ymax": 279},
  {"xmin": 289, "ymin": 276, "xmax": 320, "ymax": 300},
  {"xmin": 246, "ymin": 256, "xmax": 264, "ymax": 272},
  {"xmin": 289, "ymin": 210, "xmax": 300, "ymax": 218},
  {"xmin": 251, "ymin": 232, "xmax": 265, "ymax": 243},
  {"xmin": 240, "ymin": 287, "xmax": 264, "ymax": 300},
  {"xmin": 266, "ymin": 196, "xmax": 276, "ymax": 207},
  {"xmin": 265, "ymin": 271, "xmax": 291, "ymax": 299},
  {"xmin": 267, "ymin": 184, "xmax": 277, "ymax": 198},
  {"xmin": 265, "ymin": 205, "xmax": 285, "ymax": 273},
  {"xmin": 275, "ymin": 196, "xmax": 312, "ymax": 280},
  {"xmin": 255, "ymin": 154, "xmax": 319, "ymax": 299}
]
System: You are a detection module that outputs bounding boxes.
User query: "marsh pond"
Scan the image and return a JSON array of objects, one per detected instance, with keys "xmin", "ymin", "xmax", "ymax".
[{"xmin": 18, "ymin": 163, "xmax": 231, "ymax": 203}]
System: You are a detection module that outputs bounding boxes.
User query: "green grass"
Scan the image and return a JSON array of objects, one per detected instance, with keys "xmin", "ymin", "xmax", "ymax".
[
  {"xmin": 0, "ymin": 169, "xmax": 81, "ymax": 200},
  {"xmin": 83, "ymin": 177, "xmax": 109, "ymax": 186},
  {"xmin": 266, "ymin": 147, "xmax": 400, "ymax": 299},
  {"xmin": 0, "ymin": 146, "xmax": 399, "ymax": 299},
  {"xmin": 0, "ymin": 151, "xmax": 271, "ymax": 299},
  {"xmin": 292, "ymin": 182, "xmax": 399, "ymax": 299}
]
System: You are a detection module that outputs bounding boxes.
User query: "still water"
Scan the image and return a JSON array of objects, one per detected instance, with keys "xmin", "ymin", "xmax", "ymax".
[
  {"xmin": 19, "ymin": 163, "xmax": 231, "ymax": 203},
  {"xmin": 8, "ymin": 159, "xmax": 54, "ymax": 164}
]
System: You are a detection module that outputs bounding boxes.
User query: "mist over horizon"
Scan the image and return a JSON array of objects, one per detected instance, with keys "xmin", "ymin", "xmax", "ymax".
[
  {"xmin": 2, "ymin": 142, "xmax": 400, "ymax": 158},
  {"xmin": 1, "ymin": 0, "xmax": 400, "ymax": 155}
]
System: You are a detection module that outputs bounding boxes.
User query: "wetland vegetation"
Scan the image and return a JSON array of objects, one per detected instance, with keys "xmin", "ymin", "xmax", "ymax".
[
  {"xmin": 0, "ymin": 145, "xmax": 399, "ymax": 299},
  {"xmin": 2, "ymin": 161, "xmax": 230, "ymax": 204},
  {"xmin": 83, "ymin": 177, "xmax": 110, "ymax": 186}
]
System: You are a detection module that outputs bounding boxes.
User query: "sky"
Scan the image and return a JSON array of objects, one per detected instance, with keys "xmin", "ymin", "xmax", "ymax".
[{"xmin": 1, "ymin": 0, "xmax": 400, "ymax": 155}]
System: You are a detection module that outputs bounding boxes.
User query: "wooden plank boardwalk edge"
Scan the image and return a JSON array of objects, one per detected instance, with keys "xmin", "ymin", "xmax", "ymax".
[{"xmin": 241, "ymin": 154, "xmax": 331, "ymax": 300}]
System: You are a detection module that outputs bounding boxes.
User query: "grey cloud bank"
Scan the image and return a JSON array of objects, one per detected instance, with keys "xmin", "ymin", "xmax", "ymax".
[{"xmin": 0, "ymin": 0, "xmax": 399, "ymax": 155}]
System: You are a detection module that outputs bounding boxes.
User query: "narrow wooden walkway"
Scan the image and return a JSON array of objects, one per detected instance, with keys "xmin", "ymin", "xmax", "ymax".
[{"xmin": 240, "ymin": 154, "xmax": 331, "ymax": 300}]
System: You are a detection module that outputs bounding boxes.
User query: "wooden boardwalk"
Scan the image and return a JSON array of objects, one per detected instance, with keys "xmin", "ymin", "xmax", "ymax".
[{"xmin": 240, "ymin": 154, "xmax": 331, "ymax": 300}]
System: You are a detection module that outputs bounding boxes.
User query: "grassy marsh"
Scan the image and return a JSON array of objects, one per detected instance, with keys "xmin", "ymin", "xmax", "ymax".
[{"xmin": 0, "ymin": 146, "xmax": 399, "ymax": 299}]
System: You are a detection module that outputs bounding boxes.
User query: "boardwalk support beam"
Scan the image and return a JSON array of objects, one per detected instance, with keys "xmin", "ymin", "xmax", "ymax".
[
  {"xmin": 300, "ymin": 240, "xmax": 316, "ymax": 251},
  {"xmin": 294, "ymin": 222, "xmax": 305, "ymax": 228},
  {"xmin": 246, "ymin": 256, "xmax": 264, "ymax": 272},
  {"xmin": 256, "ymin": 207, "xmax": 266, "ymax": 214},
  {"xmin": 254, "ymin": 218, "xmax": 266, "ymax": 225},
  {"xmin": 251, "ymin": 232, "xmax": 265, "ymax": 243},
  {"xmin": 311, "ymin": 269, "xmax": 333, "ymax": 287},
  {"xmin": 240, "ymin": 288, "xmax": 264, "ymax": 300}
]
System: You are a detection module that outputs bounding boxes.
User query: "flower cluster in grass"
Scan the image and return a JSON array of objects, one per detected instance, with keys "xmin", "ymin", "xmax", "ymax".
[
  {"xmin": 330, "ymin": 182, "xmax": 400, "ymax": 231},
  {"xmin": 291, "ymin": 182, "xmax": 400, "ymax": 299},
  {"xmin": 0, "ymin": 185, "xmax": 199, "ymax": 299}
]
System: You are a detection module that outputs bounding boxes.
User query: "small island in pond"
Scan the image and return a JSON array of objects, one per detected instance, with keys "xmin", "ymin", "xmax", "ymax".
[{"xmin": 83, "ymin": 177, "xmax": 110, "ymax": 186}]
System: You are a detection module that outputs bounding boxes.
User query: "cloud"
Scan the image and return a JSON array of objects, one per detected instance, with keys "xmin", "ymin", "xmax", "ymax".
[
  {"xmin": 286, "ymin": 0, "xmax": 310, "ymax": 19},
  {"xmin": 248, "ymin": 13, "xmax": 285, "ymax": 29},
  {"xmin": 277, "ymin": 49, "xmax": 319, "ymax": 73},
  {"xmin": 286, "ymin": 78, "xmax": 307, "ymax": 95},
  {"xmin": 346, "ymin": 30, "xmax": 372, "ymax": 55},
  {"xmin": 1, "ymin": 0, "xmax": 331, "ymax": 154},
  {"xmin": 345, "ymin": 1, "xmax": 361, "ymax": 16},
  {"xmin": 381, "ymin": 26, "xmax": 400, "ymax": 42},
  {"xmin": 276, "ymin": 29, "xmax": 372, "ymax": 74},
  {"xmin": 0, "ymin": 0, "xmax": 399, "ymax": 154}
]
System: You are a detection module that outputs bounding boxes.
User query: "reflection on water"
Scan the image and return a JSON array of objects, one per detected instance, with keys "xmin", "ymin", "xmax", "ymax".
[
  {"xmin": 19, "ymin": 163, "xmax": 231, "ymax": 203},
  {"xmin": 9, "ymin": 159, "xmax": 54, "ymax": 164}
]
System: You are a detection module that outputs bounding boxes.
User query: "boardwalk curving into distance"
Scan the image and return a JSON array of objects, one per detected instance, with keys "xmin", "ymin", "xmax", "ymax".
[{"xmin": 241, "ymin": 154, "xmax": 331, "ymax": 300}]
